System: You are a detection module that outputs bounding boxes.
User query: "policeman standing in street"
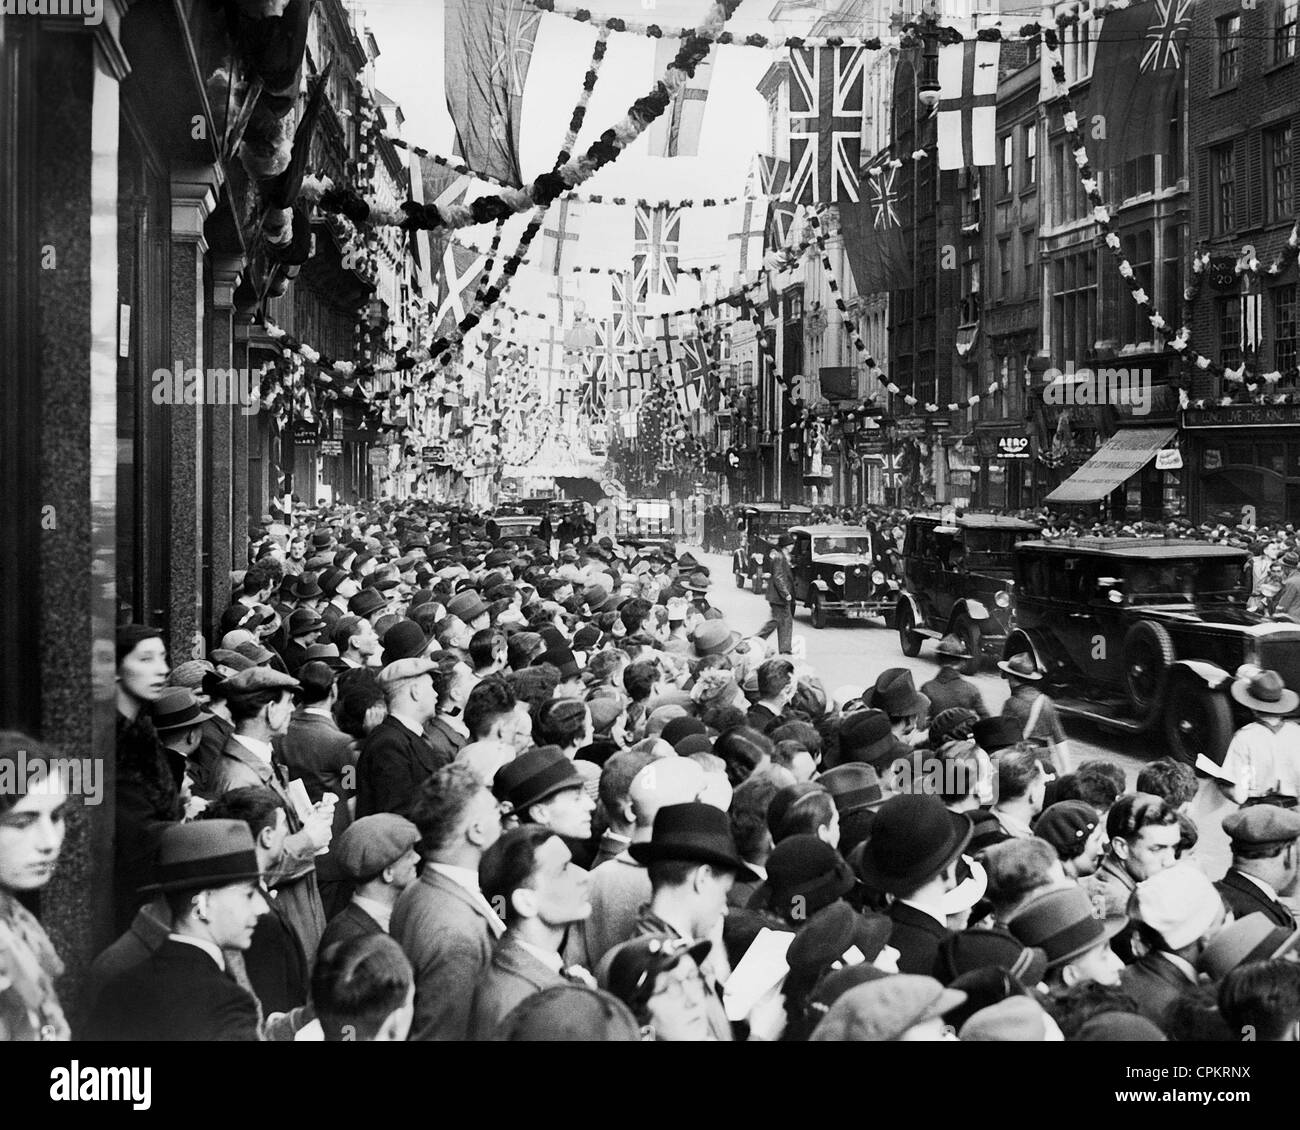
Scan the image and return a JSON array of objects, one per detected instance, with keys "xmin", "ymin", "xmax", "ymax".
[{"xmin": 756, "ymin": 533, "xmax": 796, "ymax": 655}]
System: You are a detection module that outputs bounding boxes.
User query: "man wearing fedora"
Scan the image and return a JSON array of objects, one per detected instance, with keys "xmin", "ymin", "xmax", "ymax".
[
  {"xmin": 1006, "ymin": 884, "xmax": 1126, "ymax": 993},
  {"xmin": 756, "ymin": 533, "xmax": 797, "ymax": 655},
  {"xmin": 629, "ymin": 802, "xmax": 749, "ymax": 1041},
  {"xmin": 997, "ymin": 651, "xmax": 1070, "ymax": 773},
  {"xmin": 855, "ymin": 794, "xmax": 973, "ymax": 977},
  {"xmin": 357, "ymin": 657, "xmax": 447, "ymax": 820},
  {"xmin": 867, "ymin": 669, "xmax": 932, "ymax": 751},
  {"xmin": 470, "ymin": 826, "xmax": 594, "ymax": 1038},
  {"xmin": 1218, "ymin": 668, "xmax": 1300, "ymax": 805},
  {"xmin": 922, "ymin": 636, "xmax": 989, "ymax": 719},
  {"xmin": 1216, "ymin": 805, "xmax": 1300, "ymax": 928},
  {"xmin": 84, "ymin": 821, "xmax": 268, "ymax": 1041}
]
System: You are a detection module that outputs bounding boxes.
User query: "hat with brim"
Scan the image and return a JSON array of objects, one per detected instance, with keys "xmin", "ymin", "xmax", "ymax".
[
  {"xmin": 855, "ymin": 795, "xmax": 973, "ymax": 895},
  {"xmin": 935, "ymin": 634, "xmax": 973, "ymax": 660},
  {"xmin": 819, "ymin": 764, "xmax": 886, "ymax": 815},
  {"xmin": 493, "ymin": 745, "xmax": 585, "ymax": 815},
  {"xmin": 152, "ymin": 689, "xmax": 215, "ymax": 733},
  {"xmin": 629, "ymin": 802, "xmax": 749, "ymax": 873},
  {"xmin": 139, "ymin": 819, "xmax": 263, "ymax": 894},
  {"xmin": 692, "ymin": 620, "xmax": 741, "ymax": 657},
  {"xmin": 381, "ymin": 619, "xmax": 431, "ymax": 666},
  {"xmin": 1006, "ymin": 885, "xmax": 1127, "ymax": 968},
  {"xmin": 601, "ymin": 935, "xmax": 713, "ymax": 1017},
  {"xmin": 997, "ymin": 652, "xmax": 1044, "ymax": 681},
  {"xmin": 868, "ymin": 668, "xmax": 929, "ymax": 718},
  {"xmin": 1230, "ymin": 669, "xmax": 1300, "ymax": 714},
  {"xmin": 1198, "ymin": 911, "xmax": 1300, "ymax": 980}
]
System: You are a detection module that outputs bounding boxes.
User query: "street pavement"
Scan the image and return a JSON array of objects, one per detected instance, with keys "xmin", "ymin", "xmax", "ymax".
[{"xmin": 688, "ymin": 545, "xmax": 1235, "ymax": 875}]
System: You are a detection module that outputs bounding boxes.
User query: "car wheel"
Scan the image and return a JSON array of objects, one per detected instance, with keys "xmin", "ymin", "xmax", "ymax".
[
  {"xmin": 955, "ymin": 616, "xmax": 982, "ymax": 676},
  {"xmin": 810, "ymin": 593, "xmax": 827, "ymax": 630},
  {"xmin": 1164, "ymin": 670, "xmax": 1234, "ymax": 767},
  {"xmin": 897, "ymin": 602, "xmax": 922, "ymax": 657},
  {"xmin": 1122, "ymin": 620, "xmax": 1176, "ymax": 717}
]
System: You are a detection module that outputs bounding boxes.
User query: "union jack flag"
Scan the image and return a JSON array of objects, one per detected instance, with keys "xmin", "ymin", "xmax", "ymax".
[
  {"xmin": 1141, "ymin": 0, "xmax": 1193, "ymax": 71},
  {"xmin": 435, "ymin": 242, "xmax": 487, "ymax": 337},
  {"xmin": 870, "ymin": 165, "xmax": 901, "ymax": 231},
  {"xmin": 787, "ymin": 46, "xmax": 865, "ymax": 204},
  {"xmin": 592, "ymin": 317, "xmax": 622, "ymax": 412},
  {"xmin": 633, "ymin": 204, "xmax": 682, "ymax": 307},
  {"xmin": 611, "ymin": 272, "xmax": 642, "ymax": 349}
]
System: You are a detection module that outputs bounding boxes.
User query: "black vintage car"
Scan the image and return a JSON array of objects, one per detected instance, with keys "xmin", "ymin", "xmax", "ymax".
[
  {"xmin": 732, "ymin": 503, "xmax": 814, "ymax": 593},
  {"xmin": 790, "ymin": 525, "xmax": 901, "ymax": 628},
  {"xmin": 896, "ymin": 512, "xmax": 1041, "ymax": 672},
  {"xmin": 1004, "ymin": 538, "xmax": 1300, "ymax": 766}
]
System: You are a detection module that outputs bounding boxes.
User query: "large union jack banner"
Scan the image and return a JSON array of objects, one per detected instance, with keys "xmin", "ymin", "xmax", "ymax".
[{"xmin": 787, "ymin": 46, "xmax": 865, "ymax": 204}]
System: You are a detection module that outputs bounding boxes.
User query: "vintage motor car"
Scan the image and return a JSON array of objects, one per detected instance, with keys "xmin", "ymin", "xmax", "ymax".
[
  {"xmin": 1003, "ymin": 537, "xmax": 1300, "ymax": 767},
  {"xmin": 790, "ymin": 525, "xmax": 901, "ymax": 628},
  {"xmin": 489, "ymin": 514, "xmax": 545, "ymax": 545},
  {"xmin": 732, "ymin": 503, "xmax": 814, "ymax": 593},
  {"xmin": 896, "ymin": 512, "xmax": 1041, "ymax": 672},
  {"xmin": 616, "ymin": 498, "xmax": 678, "ymax": 559}
]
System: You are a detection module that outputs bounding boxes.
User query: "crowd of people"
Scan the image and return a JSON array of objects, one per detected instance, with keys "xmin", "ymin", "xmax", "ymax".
[{"xmin": 4, "ymin": 493, "xmax": 1300, "ymax": 1043}]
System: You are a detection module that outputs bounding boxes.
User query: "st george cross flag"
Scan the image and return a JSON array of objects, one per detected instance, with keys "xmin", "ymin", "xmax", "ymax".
[
  {"xmin": 1088, "ymin": 0, "xmax": 1192, "ymax": 173},
  {"xmin": 444, "ymin": 0, "xmax": 541, "ymax": 188},
  {"xmin": 787, "ymin": 47, "xmax": 866, "ymax": 204},
  {"xmin": 937, "ymin": 40, "xmax": 1000, "ymax": 170},
  {"xmin": 622, "ymin": 347, "xmax": 658, "ymax": 409},
  {"xmin": 436, "ymin": 242, "xmax": 488, "ymax": 337},
  {"xmin": 668, "ymin": 362, "xmax": 702, "ymax": 416},
  {"xmin": 540, "ymin": 198, "xmax": 583, "ymax": 275},
  {"xmin": 841, "ymin": 159, "xmax": 913, "ymax": 294},
  {"xmin": 645, "ymin": 38, "xmax": 714, "ymax": 157}
]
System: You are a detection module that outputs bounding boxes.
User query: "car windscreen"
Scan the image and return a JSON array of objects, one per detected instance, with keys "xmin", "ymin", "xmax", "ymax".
[
  {"xmin": 962, "ymin": 529, "xmax": 1023, "ymax": 570},
  {"xmin": 1124, "ymin": 558, "xmax": 1249, "ymax": 603},
  {"xmin": 753, "ymin": 512, "xmax": 806, "ymax": 533},
  {"xmin": 813, "ymin": 536, "xmax": 872, "ymax": 558}
]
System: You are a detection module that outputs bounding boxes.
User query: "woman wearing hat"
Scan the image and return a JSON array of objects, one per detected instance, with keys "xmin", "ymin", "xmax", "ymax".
[
  {"xmin": 601, "ymin": 934, "xmax": 718, "ymax": 1041},
  {"xmin": 115, "ymin": 625, "xmax": 184, "ymax": 934},
  {"xmin": 0, "ymin": 733, "xmax": 72, "ymax": 1040},
  {"xmin": 1218, "ymin": 668, "xmax": 1300, "ymax": 805}
]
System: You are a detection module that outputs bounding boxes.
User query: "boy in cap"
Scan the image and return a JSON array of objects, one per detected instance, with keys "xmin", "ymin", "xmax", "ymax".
[
  {"xmin": 1216, "ymin": 805, "xmax": 1300, "ymax": 928},
  {"xmin": 1121, "ymin": 862, "xmax": 1229, "ymax": 1026},
  {"xmin": 320, "ymin": 813, "xmax": 421, "ymax": 952},
  {"xmin": 469, "ymin": 826, "xmax": 594, "ymax": 1038}
]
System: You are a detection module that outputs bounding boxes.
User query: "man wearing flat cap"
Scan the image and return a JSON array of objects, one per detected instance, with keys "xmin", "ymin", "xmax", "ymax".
[
  {"xmin": 356, "ymin": 657, "xmax": 447, "ymax": 820},
  {"xmin": 320, "ymin": 814, "xmax": 421, "ymax": 952},
  {"xmin": 1216, "ymin": 805, "xmax": 1300, "ymax": 929}
]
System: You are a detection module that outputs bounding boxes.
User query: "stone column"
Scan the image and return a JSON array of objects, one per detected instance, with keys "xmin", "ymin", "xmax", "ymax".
[{"xmin": 168, "ymin": 168, "xmax": 218, "ymax": 662}]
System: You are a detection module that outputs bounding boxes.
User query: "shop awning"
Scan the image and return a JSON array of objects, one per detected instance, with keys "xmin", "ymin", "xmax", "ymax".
[{"xmin": 1045, "ymin": 427, "xmax": 1178, "ymax": 503}]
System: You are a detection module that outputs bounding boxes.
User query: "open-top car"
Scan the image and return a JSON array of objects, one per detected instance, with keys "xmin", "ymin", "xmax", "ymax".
[
  {"xmin": 1004, "ymin": 538, "xmax": 1300, "ymax": 767},
  {"xmin": 732, "ymin": 503, "xmax": 814, "ymax": 593},
  {"xmin": 895, "ymin": 512, "xmax": 1041, "ymax": 671},
  {"xmin": 790, "ymin": 525, "xmax": 901, "ymax": 628}
]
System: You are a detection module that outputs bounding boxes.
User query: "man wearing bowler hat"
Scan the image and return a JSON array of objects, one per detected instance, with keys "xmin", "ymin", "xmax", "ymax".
[
  {"xmin": 1218, "ymin": 668, "xmax": 1300, "ymax": 805},
  {"xmin": 856, "ymin": 794, "xmax": 973, "ymax": 977},
  {"xmin": 756, "ymin": 533, "xmax": 797, "ymax": 655},
  {"xmin": 628, "ymin": 802, "xmax": 749, "ymax": 1041},
  {"xmin": 84, "ymin": 821, "xmax": 268, "ymax": 1041},
  {"xmin": 1216, "ymin": 805, "xmax": 1300, "ymax": 928}
]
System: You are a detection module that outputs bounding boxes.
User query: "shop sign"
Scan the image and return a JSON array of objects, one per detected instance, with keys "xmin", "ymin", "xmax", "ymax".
[
  {"xmin": 1185, "ymin": 404, "xmax": 1300, "ymax": 428},
  {"xmin": 1154, "ymin": 448, "xmax": 1182, "ymax": 470},
  {"xmin": 997, "ymin": 436, "xmax": 1031, "ymax": 460},
  {"xmin": 1203, "ymin": 448, "xmax": 1223, "ymax": 471}
]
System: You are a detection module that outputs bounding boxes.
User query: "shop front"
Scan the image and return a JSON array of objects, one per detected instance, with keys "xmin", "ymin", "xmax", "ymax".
[
  {"xmin": 971, "ymin": 423, "xmax": 1035, "ymax": 510},
  {"xmin": 1184, "ymin": 404, "xmax": 1300, "ymax": 528},
  {"xmin": 1044, "ymin": 425, "xmax": 1181, "ymax": 520}
]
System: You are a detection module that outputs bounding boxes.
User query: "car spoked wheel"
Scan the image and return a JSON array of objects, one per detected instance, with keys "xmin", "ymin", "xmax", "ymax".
[
  {"xmin": 810, "ymin": 593, "xmax": 826, "ymax": 630},
  {"xmin": 1164, "ymin": 671, "xmax": 1234, "ymax": 767},
  {"xmin": 1122, "ymin": 621, "xmax": 1175, "ymax": 717},
  {"xmin": 897, "ymin": 602, "xmax": 922, "ymax": 657}
]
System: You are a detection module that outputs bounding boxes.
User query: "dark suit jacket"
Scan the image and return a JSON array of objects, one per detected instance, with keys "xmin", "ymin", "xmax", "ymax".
[
  {"xmin": 84, "ymin": 939, "xmax": 259, "ymax": 1041},
  {"xmin": 274, "ymin": 710, "xmax": 357, "ymax": 840},
  {"xmin": 1120, "ymin": 952, "xmax": 1198, "ymax": 1028},
  {"xmin": 319, "ymin": 900, "xmax": 385, "ymax": 954},
  {"xmin": 467, "ymin": 933, "xmax": 566, "ymax": 1040},
  {"xmin": 920, "ymin": 669, "xmax": 990, "ymax": 719},
  {"xmin": 746, "ymin": 703, "xmax": 780, "ymax": 734},
  {"xmin": 764, "ymin": 551, "xmax": 794, "ymax": 605},
  {"xmin": 281, "ymin": 640, "xmax": 313, "ymax": 677},
  {"xmin": 1215, "ymin": 869, "xmax": 1296, "ymax": 929},
  {"xmin": 423, "ymin": 716, "xmax": 468, "ymax": 766},
  {"xmin": 244, "ymin": 889, "xmax": 310, "ymax": 1017},
  {"xmin": 888, "ymin": 901, "xmax": 953, "ymax": 978},
  {"xmin": 391, "ymin": 867, "xmax": 504, "ymax": 1041},
  {"xmin": 193, "ymin": 714, "xmax": 234, "ymax": 801},
  {"xmin": 356, "ymin": 716, "xmax": 448, "ymax": 819}
]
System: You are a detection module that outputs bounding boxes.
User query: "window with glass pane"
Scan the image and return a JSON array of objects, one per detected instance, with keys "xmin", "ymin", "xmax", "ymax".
[
  {"xmin": 1276, "ymin": 285, "xmax": 1298, "ymax": 376},
  {"xmin": 1163, "ymin": 223, "xmax": 1183, "ymax": 330},
  {"xmin": 1217, "ymin": 14, "xmax": 1241, "ymax": 85},
  {"xmin": 1000, "ymin": 134, "xmax": 1014, "ymax": 196},
  {"xmin": 999, "ymin": 238, "xmax": 1011, "ymax": 297},
  {"xmin": 1268, "ymin": 125, "xmax": 1293, "ymax": 223},
  {"xmin": 1219, "ymin": 298, "xmax": 1242, "ymax": 369},
  {"xmin": 1054, "ymin": 142, "xmax": 1069, "ymax": 223},
  {"xmin": 1212, "ymin": 143, "xmax": 1236, "ymax": 234},
  {"xmin": 1166, "ymin": 90, "xmax": 1183, "ymax": 187},
  {"xmin": 1023, "ymin": 231, "xmax": 1035, "ymax": 292},
  {"xmin": 1024, "ymin": 124, "xmax": 1037, "ymax": 187},
  {"xmin": 1277, "ymin": 0, "xmax": 1298, "ymax": 62}
]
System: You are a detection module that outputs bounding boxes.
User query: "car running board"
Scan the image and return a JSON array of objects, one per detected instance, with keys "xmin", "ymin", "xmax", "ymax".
[{"xmin": 1052, "ymin": 695, "xmax": 1155, "ymax": 734}]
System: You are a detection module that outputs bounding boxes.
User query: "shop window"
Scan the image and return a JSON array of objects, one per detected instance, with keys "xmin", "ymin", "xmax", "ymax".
[{"xmin": 1275, "ymin": 285, "xmax": 1298, "ymax": 375}]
